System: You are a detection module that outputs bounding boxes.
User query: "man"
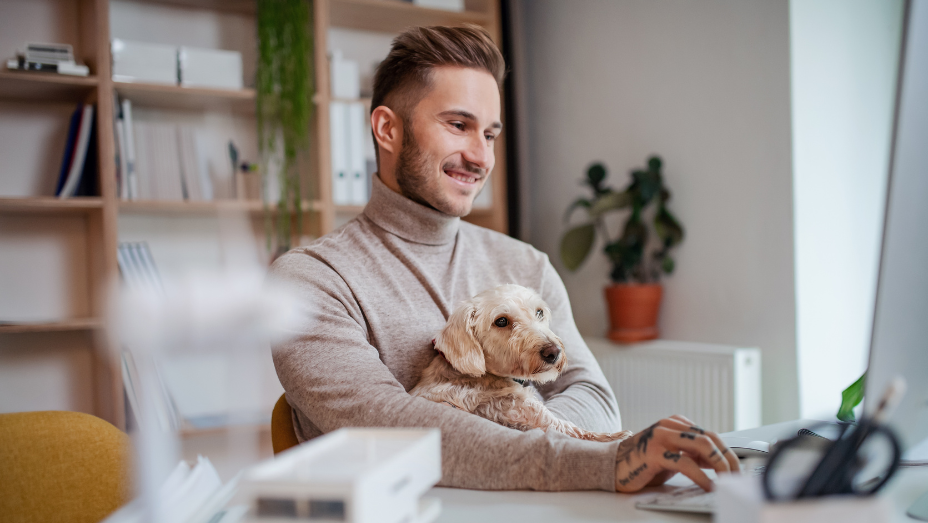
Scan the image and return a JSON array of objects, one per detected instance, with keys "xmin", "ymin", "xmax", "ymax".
[{"xmin": 271, "ymin": 25, "xmax": 737, "ymax": 492}]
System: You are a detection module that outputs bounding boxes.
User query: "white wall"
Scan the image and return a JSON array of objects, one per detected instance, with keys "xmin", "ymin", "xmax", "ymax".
[
  {"xmin": 519, "ymin": 0, "xmax": 799, "ymax": 424},
  {"xmin": 790, "ymin": 0, "xmax": 903, "ymax": 419}
]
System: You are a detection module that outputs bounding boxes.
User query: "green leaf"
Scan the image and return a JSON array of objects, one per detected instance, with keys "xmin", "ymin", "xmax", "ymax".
[
  {"xmin": 560, "ymin": 223, "xmax": 596, "ymax": 271},
  {"xmin": 837, "ymin": 372, "xmax": 866, "ymax": 422},
  {"xmin": 661, "ymin": 256, "xmax": 675, "ymax": 274},
  {"xmin": 654, "ymin": 206, "xmax": 684, "ymax": 247},
  {"xmin": 563, "ymin": 198, "xmax": 592, "ymax": 222},
  {"xmin": 631, "ymin": 169, "xmax": 661, "ymax": 205},
  {"xmin": 589, "ymin": 191, "xmax": 632, "ymax": 218},
  {"xmin": 648, "ymin": 155, "xmax": 663, "ymax": 172},
  {"xmin": 587, "ymin": 163, "xmax": 607, "ymax": 190}
]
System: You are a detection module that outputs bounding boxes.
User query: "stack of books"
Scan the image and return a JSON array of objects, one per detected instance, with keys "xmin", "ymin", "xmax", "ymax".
[
  {"xmin": 5, "ymin": 42, "xmax": 90, "ymax": 76},
  {"xmin": 113, "ymin": 97, "xmax": 214, "ymax": 201}
]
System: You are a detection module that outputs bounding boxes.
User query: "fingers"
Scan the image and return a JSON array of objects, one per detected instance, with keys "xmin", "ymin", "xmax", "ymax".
[
  {"xmin": 660, "ymin": 417, "xmax": 741, "ymax": 474},
  {"xmin": 654, "ymin": 426, "xmax": 730, "ymax": 474},
  {"xmin": 660, "ymin": 451, "xmax": 714, "ymax": 492}
]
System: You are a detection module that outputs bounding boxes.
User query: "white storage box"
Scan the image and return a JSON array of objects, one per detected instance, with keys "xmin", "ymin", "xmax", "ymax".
[
  {"xmin": 179, "ymin": 46, "xmax": 243, "ymax": 90},
  {"xmin": 330, "ymin": 50, "xmax": 360, "ymax": 99},
  {"xmin": 239, "ymin": 428, "xmax": 442, "ymax": 523},
  {"xmin": 112, "ymin": 39, "xmax": 177, "ymax": 84}
]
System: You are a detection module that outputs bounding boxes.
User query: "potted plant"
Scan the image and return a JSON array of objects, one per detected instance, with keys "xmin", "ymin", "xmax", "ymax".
[
  {"xmin": 560, "ymin": 156, "xmax": 684, "ymax": 343},
  {"xmin": 257, "ymin": 0, "xmax": 314, "ymax": 257}
]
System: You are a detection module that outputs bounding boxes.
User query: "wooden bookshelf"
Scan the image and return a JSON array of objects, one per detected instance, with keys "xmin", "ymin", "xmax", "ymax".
[
  {"xmin": 114, "ymin": 81, "xmax": 256, "ymax": 113},
  {"xmin": 179, "ymin": 422, "xmax": 272, "ymax": 438},
  {"xmin": 0, "ymin": 197, "xmax": 104, "ymax": 213},
  {"xmin": 1, "ymin": 0, "xmax": 507, "ymax": 435},
  {"xmin": 0, "ymin": 318, "xmax": 103, "ymax": 334},
  {"xmin": 118, "ymin": 199, "xmax": 323, "ymax": 214},
  {"xmin": 0, "ymin": 71, "xmax": 98, "ymax": 103},
  {"xmin": 330, "ymin": 0, "xmax": 489, "ymax": 33}
]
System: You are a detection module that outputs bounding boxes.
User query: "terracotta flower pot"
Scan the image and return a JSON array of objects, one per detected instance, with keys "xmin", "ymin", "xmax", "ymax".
[{"xmin": 604, "ymin": 283, "xmax": 663, "ymax": 343}]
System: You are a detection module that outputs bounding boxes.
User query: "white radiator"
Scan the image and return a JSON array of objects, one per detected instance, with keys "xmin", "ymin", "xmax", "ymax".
[{"xmin": 586, "ymin": 338, "xmax": 761, "ymax": 433}]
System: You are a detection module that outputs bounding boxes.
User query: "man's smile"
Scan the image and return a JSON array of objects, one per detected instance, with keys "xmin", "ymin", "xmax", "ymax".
[{"xmin": 444, "ymin": 168, "xmax": 481, "ymax": 184}]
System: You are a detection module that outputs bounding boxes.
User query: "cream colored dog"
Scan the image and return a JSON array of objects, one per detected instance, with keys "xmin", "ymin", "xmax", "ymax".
[{"xmin": 411, "ymin": 284, "xmax": 632, "ymax": 442}]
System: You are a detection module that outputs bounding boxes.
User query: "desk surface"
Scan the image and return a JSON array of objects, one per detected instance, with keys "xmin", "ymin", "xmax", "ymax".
[{"xmin": 429, "ymin": 420, "xmax": 928, "ymax": 523}]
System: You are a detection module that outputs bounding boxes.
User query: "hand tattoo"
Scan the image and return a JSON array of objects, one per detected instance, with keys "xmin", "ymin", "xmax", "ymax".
[
  {"xmin": 617, "ymin": 463, "xmax": 648, "ymax": 487},
  {"xmin": 636, "ymin": 424, "xmax": 657, "ymax": 454},
  {"xmin": 616, "ymin": 423, "xmax": 657, "ymax": 466},
  {"xmin": 663, "ymin": 451, "xmax": 681, "ymax": 463},
  {"xmin": 689, "ymin": 425, "xmax": 705, "ymax": 434},
  {"xmin": 680, "ymin": 432, "xmax": 696, "ymax": 440}
]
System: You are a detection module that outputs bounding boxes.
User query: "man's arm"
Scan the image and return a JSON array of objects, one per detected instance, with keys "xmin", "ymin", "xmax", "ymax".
[
  {"xmin": 270, "ymin": 251, "xmax": 619, "ymax": 491},
  {"xmin": 533, "ymin": 259, "xmax": 623, "ymax": 434}
]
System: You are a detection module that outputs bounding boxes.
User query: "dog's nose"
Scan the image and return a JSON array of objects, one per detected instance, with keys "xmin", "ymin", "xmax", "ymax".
[{"xmin": 540, "ymin": 344, "xmax": 561, "ymax": 364}]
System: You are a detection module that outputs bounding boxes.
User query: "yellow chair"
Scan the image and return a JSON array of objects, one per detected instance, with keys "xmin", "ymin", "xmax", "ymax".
[
  {"xmin": 271, "ymin": 393, "xmax": 300, "ymax": 455},
  {"xmin": 0, "ymin": 410, "xmax": 132, "ymax": 523}
]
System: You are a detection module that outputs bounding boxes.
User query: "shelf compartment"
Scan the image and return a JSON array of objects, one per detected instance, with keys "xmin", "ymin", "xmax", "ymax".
[
  {"xmin": 0, "ymin": 318, "xmax": 103, "ymax": 334},
  {"xmin": 329, "ymin": 0, "xmax": 489, "ymax": 33},
  {"xmin": 0, "ymin": 197, "xmax": 104, "ymax": 213},
  {"xmin": 179, "ymin": 422, "xmax": 271, "ymax": 438},
  {"xmin": 119, "ymin": 199, "xmax": 323, "ymax": 214},
  {"xmin": 119, "ymin": 0, "xmax": 256, "ymax": 15},
  {"xmin": 0, "ymin": 72, "xmax": 98, "ymax": 103},
  {"xmin": 114, "ymin": 82, "xmax": 256, "ymax": 113}
]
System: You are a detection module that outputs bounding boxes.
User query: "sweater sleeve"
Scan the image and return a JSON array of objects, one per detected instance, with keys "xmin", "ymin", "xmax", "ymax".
[
  {"xmin": 534, "ymin": 258, "xmax": 624, "ymax": 434},
  {"xmin": 270, "ymin": 250, "xmax": 619, "ymax": 492}
]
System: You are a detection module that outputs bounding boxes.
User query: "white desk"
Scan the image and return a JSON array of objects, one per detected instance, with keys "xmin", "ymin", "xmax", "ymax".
[{"xmin": 429, "ymin": 420, "xmax": 928, "ymax": 522}]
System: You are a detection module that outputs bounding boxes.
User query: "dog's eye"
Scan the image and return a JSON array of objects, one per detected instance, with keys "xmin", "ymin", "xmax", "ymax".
[
  {"xmin": 536, "ymin": 309, "xmax": 544, "ymax": 319},
  {"xmin": 494, "ymin": 317, "xmax": 509, "ymax": 328}
]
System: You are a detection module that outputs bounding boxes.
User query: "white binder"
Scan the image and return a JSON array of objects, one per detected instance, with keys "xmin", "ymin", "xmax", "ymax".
[
  {"xmin": 329, "ymin": 101, "xmax": 350, "ymax": 205},
  {"xmin": 348, "ymin": 102, "xmax": 369, "ymax": 205}
]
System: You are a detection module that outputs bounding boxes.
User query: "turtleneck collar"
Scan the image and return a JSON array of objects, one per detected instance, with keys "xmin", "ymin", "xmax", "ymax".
[{"xmin": 362, "ymin": 174, "xmax": 460, "ymax": 245}]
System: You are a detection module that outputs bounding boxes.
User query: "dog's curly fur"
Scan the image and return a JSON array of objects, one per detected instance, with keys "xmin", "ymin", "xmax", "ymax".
[{"xmin": 411, "ymin": 284, "xmax": 632, "ymax": 442}]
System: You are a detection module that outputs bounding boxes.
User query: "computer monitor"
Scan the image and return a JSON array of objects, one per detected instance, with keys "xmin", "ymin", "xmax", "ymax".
[{"xmin": 863, "ymin": 0, "xmax": 928, "ymax": 471}]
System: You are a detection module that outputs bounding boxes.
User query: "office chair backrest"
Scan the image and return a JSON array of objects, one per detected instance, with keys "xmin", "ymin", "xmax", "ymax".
[
  {"xmin": 272, "ymin": 393, "xmax": 300, "ymax": 454},
  {"xmin": 0, "ymin": 410, "xmax": 132, "ymax": 523}
]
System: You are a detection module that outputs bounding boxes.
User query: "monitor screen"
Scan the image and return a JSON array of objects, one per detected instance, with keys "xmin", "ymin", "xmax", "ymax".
[{"xmin": 864, "ymin": 0, "xmax": 928, "ymax": 459}]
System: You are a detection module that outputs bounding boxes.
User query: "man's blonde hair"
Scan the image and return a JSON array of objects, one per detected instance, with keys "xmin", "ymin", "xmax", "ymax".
[{"xmin": 371, "ymin": 24, "xmax": 506, "ymax": 118}]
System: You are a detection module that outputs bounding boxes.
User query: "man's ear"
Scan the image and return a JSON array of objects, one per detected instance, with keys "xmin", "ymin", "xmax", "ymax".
[
  {"xmin": 434, "ymin": 304, "xmax": 486, "ymax": 377},
  {"xmin": 371, "ymin": 105, "xmax": 401, "ymax": 155}
]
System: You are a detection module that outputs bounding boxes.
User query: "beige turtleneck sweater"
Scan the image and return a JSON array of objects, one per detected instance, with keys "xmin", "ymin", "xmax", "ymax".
[{"xmin": 270, "ymin": 175, "xmax": 623, "ymax": 491}]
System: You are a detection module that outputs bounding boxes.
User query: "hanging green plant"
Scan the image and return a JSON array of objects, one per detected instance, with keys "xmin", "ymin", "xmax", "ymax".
[{"xmin": 257, "ymin": 0, "xmax": 314, "ymax": 257}]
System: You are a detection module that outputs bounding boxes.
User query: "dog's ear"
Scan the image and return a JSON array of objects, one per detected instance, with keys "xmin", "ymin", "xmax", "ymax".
[{"xmin": 435, "ymin": 303, "xmax": 486, "ymax": 377}]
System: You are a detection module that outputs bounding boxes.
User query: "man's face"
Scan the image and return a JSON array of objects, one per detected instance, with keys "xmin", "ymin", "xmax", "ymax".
[{"xmin": 394, "ymin": 66, "xmax": 502, "ymax": 217}]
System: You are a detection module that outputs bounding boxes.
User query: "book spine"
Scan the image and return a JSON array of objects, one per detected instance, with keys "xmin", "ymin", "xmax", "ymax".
[
  {"xmin": 330, "ymin": 101, "xmax": 350, "ymax": 205},
  {"xmin": 121, "ymin": 99, "xmax": 139, "ymax": 200},
  {"xmin": 348, "ymin": 102, "xmax": 368, "ymax": 205},
  {"xmin": 58, "ymin": 104, "xmax": 94, "ymax": 198},
  {"xmin": 55, "ymin": 104, "xmax": 83, "ymax": 196}
]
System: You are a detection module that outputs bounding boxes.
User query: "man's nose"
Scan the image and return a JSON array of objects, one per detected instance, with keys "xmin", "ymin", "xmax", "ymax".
[{"xmin": 462, "ymin": 133, "xmax": 492, "ymax": 170}]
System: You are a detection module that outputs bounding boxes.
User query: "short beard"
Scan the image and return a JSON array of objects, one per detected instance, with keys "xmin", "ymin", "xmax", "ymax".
[
  {"xmin": 395, "ymin": 116, "xmax": 440, "ymax": 211},
  {"xmin": 394, "ymin": 116, "xmax": 486, "ymax": 217}
]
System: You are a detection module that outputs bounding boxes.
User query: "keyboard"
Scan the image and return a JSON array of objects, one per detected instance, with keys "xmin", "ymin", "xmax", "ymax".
[
  {"xmin": 634, "ymin": 485, "xmax": 716, "ymax": 514},
  {"xmin": 634, "ymin": 465, "xmax": 766, "ymax": 514}
]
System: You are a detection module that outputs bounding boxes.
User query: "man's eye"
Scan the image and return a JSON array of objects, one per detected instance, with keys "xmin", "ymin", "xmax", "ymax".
[
  {"xmin": 494, "ymin": 317, "xmax": 509, "ymax": 328},
  {"xmin": 451, "ymin": 122, "xmax": 465, "ymax": 131},
  {"xmin": 485, "ymin": 134, "xmax": 496, "ymax": 142},
  {"xmin": 536, "ymin": 309, "xmax": 544, "ymax": 319}
]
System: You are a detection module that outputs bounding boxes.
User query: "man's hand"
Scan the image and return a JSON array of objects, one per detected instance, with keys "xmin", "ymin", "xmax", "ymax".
[{"xmin": 613, "ymin": 415, "xmax": 740, "ymax": 493}]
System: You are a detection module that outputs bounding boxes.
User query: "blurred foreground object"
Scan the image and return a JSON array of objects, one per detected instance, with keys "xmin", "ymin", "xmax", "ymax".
[
  {"xmin": 239, "ymin": 428, "xmax": 442, "ymax": 523},
  {"xmin": 110, "ymin": 211, "xmax": 304, "ymax": 523}
]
